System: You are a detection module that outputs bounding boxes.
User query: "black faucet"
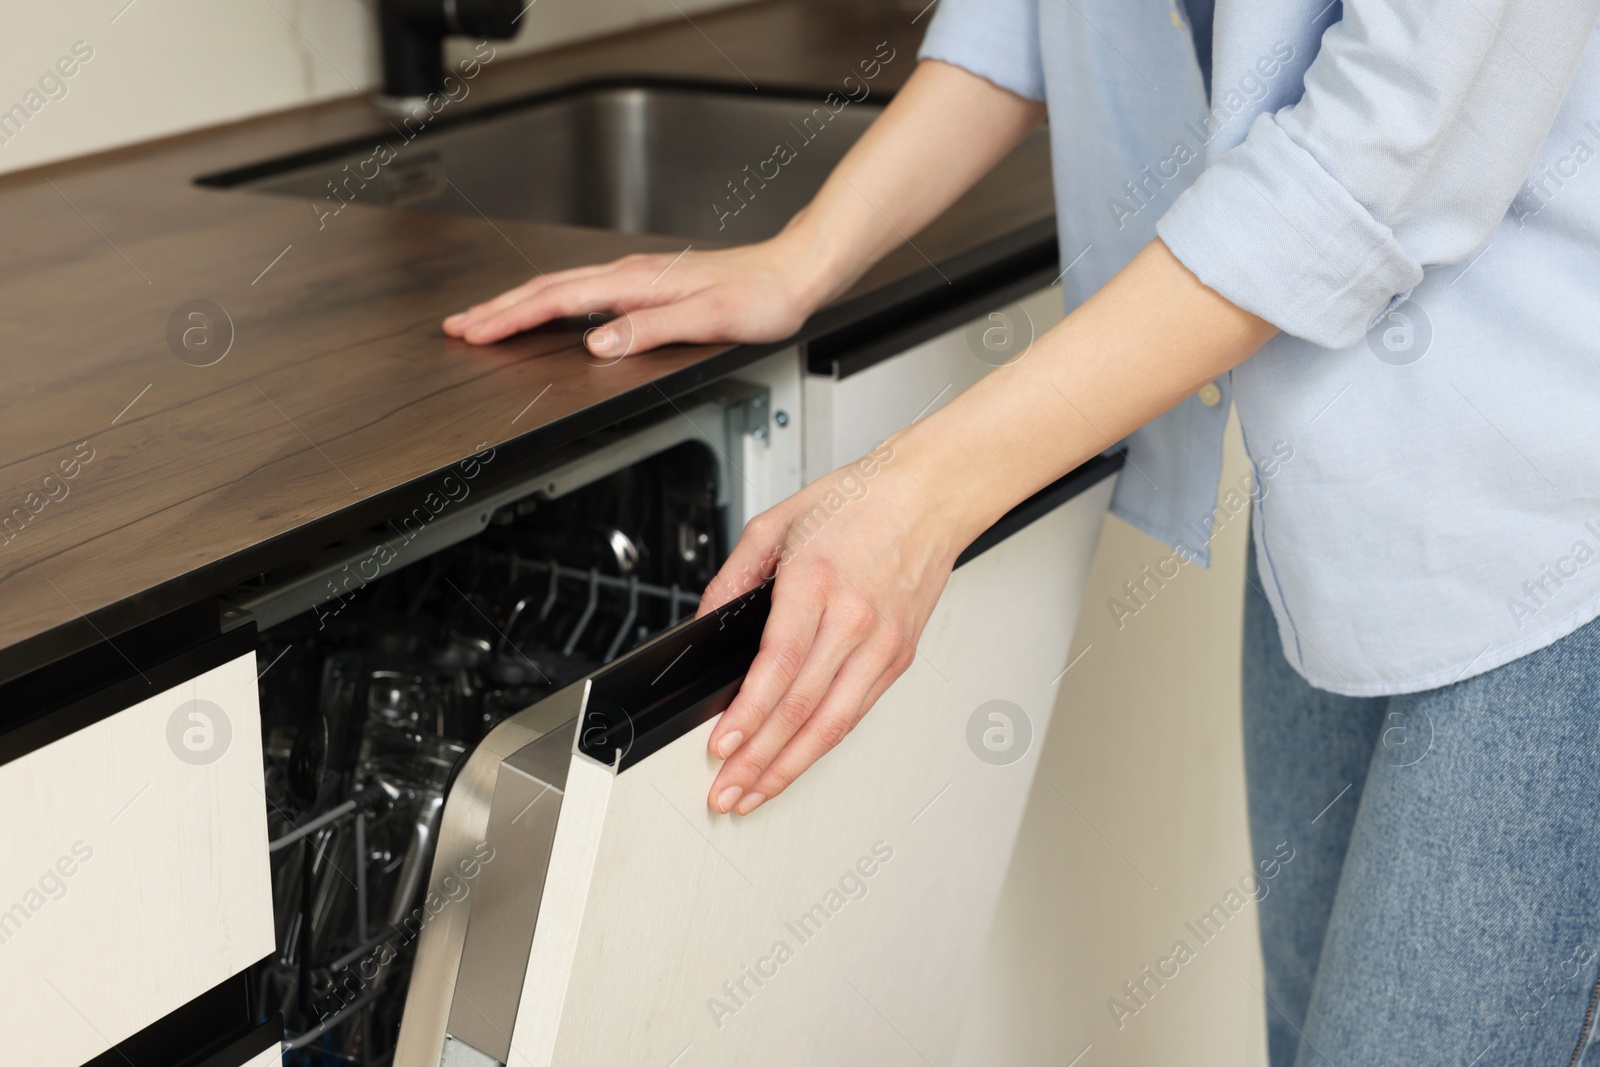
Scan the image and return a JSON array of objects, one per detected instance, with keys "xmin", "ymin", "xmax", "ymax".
[{"xmin": 378, "ymin": 0, "xmax": 523, "ymax": 101}]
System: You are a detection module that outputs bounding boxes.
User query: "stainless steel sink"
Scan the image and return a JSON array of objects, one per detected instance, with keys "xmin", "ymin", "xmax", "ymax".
[{"xmin": 204, "ymin": 82, "xmax": 889, "ymax": 243}]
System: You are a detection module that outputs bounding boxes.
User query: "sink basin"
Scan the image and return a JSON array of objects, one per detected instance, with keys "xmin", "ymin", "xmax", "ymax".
[{"xmin": 202, "ymin": 81, "xmax": 889, "ymax": 244}]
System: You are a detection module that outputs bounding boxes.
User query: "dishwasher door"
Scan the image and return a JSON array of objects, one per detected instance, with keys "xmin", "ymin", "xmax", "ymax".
[{"xmin": 394, "ymin": 452, "xmax": 1120, "ymax": 1067}]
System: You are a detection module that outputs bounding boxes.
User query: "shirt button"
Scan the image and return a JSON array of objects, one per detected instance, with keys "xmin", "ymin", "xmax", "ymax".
[{"xmin": 1197, "ymin": 382, "xmax": 1222, "ymax": 407}]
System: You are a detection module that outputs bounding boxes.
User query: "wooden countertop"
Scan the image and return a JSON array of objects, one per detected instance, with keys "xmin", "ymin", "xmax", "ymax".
[{"xmin": 0, "ymin": 0, "xmax": 1055, "ymax": 686}]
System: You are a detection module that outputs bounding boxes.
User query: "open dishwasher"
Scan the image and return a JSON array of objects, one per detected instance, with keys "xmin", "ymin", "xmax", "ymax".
[{"xmin": 228, "ymin": 295, "xmax": 1120, "ymax": 1067}]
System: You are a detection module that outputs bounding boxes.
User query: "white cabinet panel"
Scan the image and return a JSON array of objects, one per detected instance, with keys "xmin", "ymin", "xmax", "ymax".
[
  {"xmin": 804, "ymin": 285, "xmax": 1065, "ymax": 479},
  {"xmin": 506, "ymin": 475, "xmax": 1114, "ymax": 1066},
  {"xmin": 0, "ymin": 651, "xmax": 275, "ymax": 1067}
]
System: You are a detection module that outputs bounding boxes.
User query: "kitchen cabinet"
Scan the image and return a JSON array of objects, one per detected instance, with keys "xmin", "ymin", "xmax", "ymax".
[{"xmin": 0, "ymin": 634, "xmax": 277, "ymax": 1067}]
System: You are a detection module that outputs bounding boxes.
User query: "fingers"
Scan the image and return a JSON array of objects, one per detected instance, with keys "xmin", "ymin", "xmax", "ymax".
[
  {"xmin": 442, "ymin": 263, "xmax": 611, "ymax": 337},
  {"xmin": 598, "ymin": 298, "xmax": 717, "ymax": 357},
  {"xmin": 703, "ymin": 576, "xmax": 823, "ymax": 799},
  {"xmin": 442, "ymin": 247, "xmax": 800, "ymax": 352},
  {"xmin": 443, "ymin": 255, "xmax": 685, "ymax": 344},
  {"xmin": 443, "ymin": 279, "xmax": 545, "ymax": 335},
  {"xmin": 741, "ymin": 632, "xmax": 912, "ymax": 811},
  {"xmin": 460, "ymin": 275, "xmax": 649, "ymax": 345},
  {"xmin": 694, "ymin": 556, "xmax": 772, "ymax": 620},
  {"xmin": 707, "ymin": 593, "xmax": 878, "ymax": 814}
]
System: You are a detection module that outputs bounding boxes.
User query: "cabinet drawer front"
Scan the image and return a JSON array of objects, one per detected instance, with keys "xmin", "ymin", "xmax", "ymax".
[{"xmin": 0, "ymin": 651, "xmax": 274, "ymax": 1067}]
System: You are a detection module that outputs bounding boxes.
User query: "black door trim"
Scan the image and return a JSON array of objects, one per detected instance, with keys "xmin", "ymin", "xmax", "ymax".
[{"xmin": 955, "ymin": 449, "xmax": 1123, "ymax": 566}]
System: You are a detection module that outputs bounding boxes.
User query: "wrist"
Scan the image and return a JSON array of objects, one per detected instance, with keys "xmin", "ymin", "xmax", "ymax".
[
  {"xmin": 765, "ymin": 206, "xmax": 865, "ymax": 313},
  {"xmin": 874, "ymin": 423, "xmax": 1004, "ymax": 564}
]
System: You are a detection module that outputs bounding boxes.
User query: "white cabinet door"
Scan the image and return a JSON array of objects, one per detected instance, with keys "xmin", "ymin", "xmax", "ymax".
[{"xmin": 0, "ymin": 639, "xmax": 276, "ymax": 1067}]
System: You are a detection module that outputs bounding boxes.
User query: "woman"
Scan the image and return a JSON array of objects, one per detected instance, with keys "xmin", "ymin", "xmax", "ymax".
[{"xmin": 445, "ymin": 1, "xmax": 1600, "ymax": 1062}]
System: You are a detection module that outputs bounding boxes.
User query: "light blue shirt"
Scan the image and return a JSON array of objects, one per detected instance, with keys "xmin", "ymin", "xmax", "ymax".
[{"xmin": 921, "ymin": 0, "xmax": 1600, "ymax": 695}]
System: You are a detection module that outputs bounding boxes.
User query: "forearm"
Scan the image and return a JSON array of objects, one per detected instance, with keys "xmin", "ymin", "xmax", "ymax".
[
  {"xmin": 772, "ymin": 59, "xmax": 1046, "ymax": 308},
  {"xmin": 894, "ymin": 240, "xmax": 1279, "ymax": 555}
]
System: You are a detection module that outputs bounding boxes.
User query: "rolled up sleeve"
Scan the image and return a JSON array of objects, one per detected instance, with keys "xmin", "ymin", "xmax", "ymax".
[
  {"xmin": 1158, "ymin": 0, "xmax": 1600, "ymax": 348},
  {"xmin": 917, "ymin": 0, "xmax": 1046, "ymax": 102}
]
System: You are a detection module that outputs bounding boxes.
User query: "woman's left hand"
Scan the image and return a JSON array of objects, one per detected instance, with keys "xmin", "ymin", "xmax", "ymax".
[{"xmin": 697, "ymin": 443, "xmax": 961, "ymax": 815}]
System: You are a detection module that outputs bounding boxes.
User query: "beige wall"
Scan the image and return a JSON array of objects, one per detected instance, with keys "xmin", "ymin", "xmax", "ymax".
[
  {"xmin": 956, "ymin": 415, "xmax": 1267, "ymax": 1067},
  {"xmin": 1, "ymin": 0, "xmax": 737, "ymax": 176}
]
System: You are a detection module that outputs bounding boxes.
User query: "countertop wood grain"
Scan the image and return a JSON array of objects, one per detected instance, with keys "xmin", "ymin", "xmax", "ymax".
[{"xmin": 0, "ymin": 0, "xmax": 1056, "ymax": 685}]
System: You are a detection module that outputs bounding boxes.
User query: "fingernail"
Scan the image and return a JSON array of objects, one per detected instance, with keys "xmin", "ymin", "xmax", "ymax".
[
  {"xmin": 590, "ymin": 330, "xmax": 610, "ymax": 350},
  {"xmin": 716, "ymin": 786, "xmax": 743, "ymax": 813},
  {"xmin": 736, "ymin": 792, "xmax": 766, "ymax": 815},
  {"xmin": 444, "ymin": 313, "xmax": 464, "ymax": 326},
  {"xmin": 715, "ymin": 731, "xmax": 744, "ymax": 760}
]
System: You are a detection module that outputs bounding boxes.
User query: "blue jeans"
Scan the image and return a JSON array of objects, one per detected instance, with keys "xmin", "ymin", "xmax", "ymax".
[{"xmin": 1243, "ymin": 544, "xmax": 1600, "ymax": 1067}]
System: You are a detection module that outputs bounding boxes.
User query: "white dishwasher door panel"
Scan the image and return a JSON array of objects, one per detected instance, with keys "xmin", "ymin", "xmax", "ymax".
[
  {"xmin": 0, "ymin": 647, "xmax": 275, "ymax": 1067},
  {"xmin": 501, "ymin": 470, "xmax": 1116, "ymax": 1067}
]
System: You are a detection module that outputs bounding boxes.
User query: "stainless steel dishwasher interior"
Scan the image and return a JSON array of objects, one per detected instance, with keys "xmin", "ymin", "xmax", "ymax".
[{"xmin": 202, "ymin": 82, "xmax": 885, "ymax": 243}]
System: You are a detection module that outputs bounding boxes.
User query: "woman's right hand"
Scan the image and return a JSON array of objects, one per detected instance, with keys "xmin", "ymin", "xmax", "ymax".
[
  {"xmin": 442, "ymin": 238, "xmax": 825, "ymax": 357},
  {"xmin": 442, "ymin": 62, "xmax": 1050, "ymax": 356}
]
